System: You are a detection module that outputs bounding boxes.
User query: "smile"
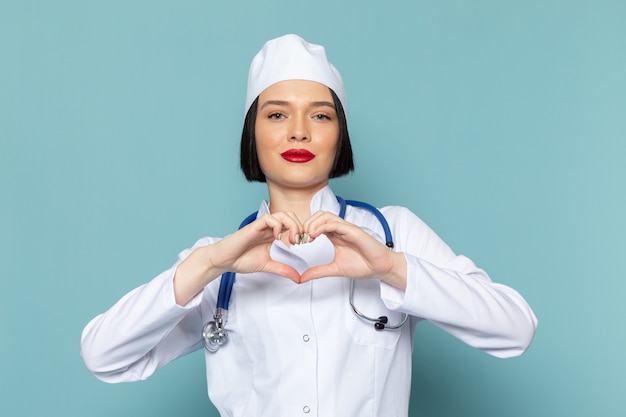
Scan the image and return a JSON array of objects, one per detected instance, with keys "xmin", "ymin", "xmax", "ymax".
[{"xmin": 280, "ymin": 149, "xmax": 315, "ymax": 163}]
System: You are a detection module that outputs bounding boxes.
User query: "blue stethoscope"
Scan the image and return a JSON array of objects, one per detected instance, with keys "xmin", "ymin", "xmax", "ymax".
[{"xmin": 202, "ymin": 196, "xmax": 409, "ymax": 352}]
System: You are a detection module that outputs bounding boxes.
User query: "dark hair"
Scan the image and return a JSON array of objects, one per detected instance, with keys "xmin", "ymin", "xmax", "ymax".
[{"xmin": 240, "ymin": 88, "xmax": 354, "ymax": 182}]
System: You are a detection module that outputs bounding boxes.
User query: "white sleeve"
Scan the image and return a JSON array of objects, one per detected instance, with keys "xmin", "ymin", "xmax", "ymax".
[
  {"xmin": 80, "ymin": 237, "xmax": 216, "ymax": 383},
  {"xmin": 379, "ymin": 207, "xmax": 538, "ymax": 358}
]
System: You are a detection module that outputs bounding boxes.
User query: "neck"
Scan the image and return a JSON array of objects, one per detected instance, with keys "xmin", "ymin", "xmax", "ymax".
[{"xmin": 266, "ymin": 182, "xmax": 328, "ymax": 222}]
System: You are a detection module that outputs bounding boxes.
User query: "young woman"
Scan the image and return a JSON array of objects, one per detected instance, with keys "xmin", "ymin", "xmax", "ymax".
[{"xmin": 81, "ymin": 34, "xmax": 537, "ymax": 417}]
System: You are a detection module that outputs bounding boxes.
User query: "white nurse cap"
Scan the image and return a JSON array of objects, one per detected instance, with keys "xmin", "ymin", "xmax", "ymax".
[{"xmin": 244, "ymin": 34, "xmax": 347, "ymax": 115}]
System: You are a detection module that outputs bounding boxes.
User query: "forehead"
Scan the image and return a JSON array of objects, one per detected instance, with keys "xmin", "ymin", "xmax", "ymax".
[{"xmin": 258, "ymin": 80, "xmax": 333, "ymax": 103}]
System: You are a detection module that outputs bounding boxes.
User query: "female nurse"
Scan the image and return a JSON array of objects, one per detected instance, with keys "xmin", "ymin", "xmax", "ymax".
[{"xmin": 81, "ymin": 34, "xmax": 537, "ymax": 417}]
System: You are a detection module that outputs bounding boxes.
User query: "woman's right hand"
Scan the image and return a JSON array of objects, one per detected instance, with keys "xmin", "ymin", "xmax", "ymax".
[{"xmin": 173, "ymin": 212, "xmax": 303, "ymax": 305}]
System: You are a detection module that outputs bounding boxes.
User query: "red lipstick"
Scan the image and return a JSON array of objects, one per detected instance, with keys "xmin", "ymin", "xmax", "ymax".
[{"xmin": 281, "ymin": 149, "xmax": 315, "ymax": 163}]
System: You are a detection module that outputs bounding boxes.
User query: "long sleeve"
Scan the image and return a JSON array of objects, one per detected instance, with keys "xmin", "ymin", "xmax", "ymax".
[
  {"xmin": 80, "ymin": 238, "xmax": 215, "ymax": 382},
  {"xmin": 378, "ymin": 206, "xmax": 538, "ymax": 358}
]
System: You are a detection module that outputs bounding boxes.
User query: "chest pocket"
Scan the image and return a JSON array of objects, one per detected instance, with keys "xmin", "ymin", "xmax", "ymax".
[{"xmin": 343, "ymin": 279, "xmax": 404, "ymax": 350}]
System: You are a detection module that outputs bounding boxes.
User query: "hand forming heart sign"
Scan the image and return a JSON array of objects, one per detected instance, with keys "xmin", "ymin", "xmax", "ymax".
[{"xmin": 173, "ymin": 211, "xmax": 407, "ymax": 305}]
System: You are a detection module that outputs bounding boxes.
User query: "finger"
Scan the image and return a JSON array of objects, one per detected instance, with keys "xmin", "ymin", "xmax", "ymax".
[
  {"xmin": 263, "ymin": 260, "xmax": 302, "ymax": 284},
  {"xmin": 282, "ymin": 210, "xmax": 303, "ymax": 227},
  {"xmin": 307, "ymin": 218, "xmax": 356, "ymax": 242},
  {"xmin": 266, "ymin": 212, "xmax": 304, "ymax": 244},
  {"xmin": 303, "ymin": 211, "xmax": 348, "ymax": 240},
  {"xmin": 302, "ymin": 210, "xmax": 334, "ymax": 232},
  {"xmin": 253, "ymin": 213, "xmax": 299, "ymax": 242},
  {"xmin": 303, "ymin": 209, "xmax": 328, "ymax": 224},
  {"xmin": 299, "ymin": 264, "xmax": 339, "ymax": 283}
]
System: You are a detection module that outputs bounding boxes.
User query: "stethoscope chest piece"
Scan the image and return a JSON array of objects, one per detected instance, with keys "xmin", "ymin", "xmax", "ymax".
[{"xmin": 202, "ymin": 315, "xmax": 228, "ymax": 352}]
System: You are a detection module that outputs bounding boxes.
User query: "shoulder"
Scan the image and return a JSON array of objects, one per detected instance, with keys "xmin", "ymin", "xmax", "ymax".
[
  {"xmin": 379, "ymin": 205, "xmax": 420, "ymax": 222},
  {"xmin": 379, "ymin": 205, "xmax": 434, "ymax": 233},
  {"xmin": 346, "ymin": 203, "xmax": 432, "ymax": 245},
  {"xmin": 379, "ymin": 206, "xmax": 456, "ymax": 260},
  {"xmin": 379, "ymin": 205, "xmax": 434, "ymax": 237},
  {"xmin": 343, "ymin": 202, "xmax": 424, "ymax": 230}
]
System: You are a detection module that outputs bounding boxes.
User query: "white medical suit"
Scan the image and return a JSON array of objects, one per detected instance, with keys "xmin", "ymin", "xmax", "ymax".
[{"xmin": 81, "ymin": 186, "xmax": 537, "ymax": 417}]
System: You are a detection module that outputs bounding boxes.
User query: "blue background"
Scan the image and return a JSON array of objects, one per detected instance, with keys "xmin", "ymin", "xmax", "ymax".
[{"xmin": 2, "ymin": 1, "xmax": 625, "ymax": 416}]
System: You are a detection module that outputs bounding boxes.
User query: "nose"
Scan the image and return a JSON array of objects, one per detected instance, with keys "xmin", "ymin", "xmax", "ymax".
[{"xmin": 289, "ymin": 114, "xmax": 310, "ymax": 142}]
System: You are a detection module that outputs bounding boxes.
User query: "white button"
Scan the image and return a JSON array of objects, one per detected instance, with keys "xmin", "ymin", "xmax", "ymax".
[
  {"xmin": 302, "ymin": 334, "xmax": 310, "ymax": 342},
  {"xmin": 302, "ymin": 406, "xmax": 311, "ymax": 413}
]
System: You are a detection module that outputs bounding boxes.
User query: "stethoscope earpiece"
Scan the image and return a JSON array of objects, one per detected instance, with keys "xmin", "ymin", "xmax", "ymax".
[{"xmin": 374, "ymin": 316, "xmax": 388, "ymax": 330}]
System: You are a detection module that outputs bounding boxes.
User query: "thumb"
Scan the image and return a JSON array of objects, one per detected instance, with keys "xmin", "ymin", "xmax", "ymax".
[
  {"xmin": 299, "ymin": 263, "xmax": 338, "ymax": 284},
  {"xmin": 263, "ymin": 260, "xmax": 302, "ymax": 284}
]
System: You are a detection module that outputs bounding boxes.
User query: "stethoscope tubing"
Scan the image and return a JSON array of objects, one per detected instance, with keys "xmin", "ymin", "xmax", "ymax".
[{"xmin": 349, "ymin": 279, "xmax": 409, "ymax": 330}]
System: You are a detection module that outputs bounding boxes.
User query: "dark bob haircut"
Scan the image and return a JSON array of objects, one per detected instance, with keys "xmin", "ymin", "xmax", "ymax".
[{"xmin": 240, "ymin": 88, "xmax": 354, "ymax": 182}]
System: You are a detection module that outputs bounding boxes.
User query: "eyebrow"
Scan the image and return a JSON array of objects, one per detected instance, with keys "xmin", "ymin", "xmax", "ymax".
[{"xmin": 259, "ymin": 100, "xmax": 336, "ymax": 110}]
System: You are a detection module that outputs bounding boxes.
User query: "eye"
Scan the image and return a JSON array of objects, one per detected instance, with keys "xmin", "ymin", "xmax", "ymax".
[
  {"xmin": 268, "ymin": 112, "xmax": 285, "ymax": 120},
  {"xmin": 313, "ymin": 113, "xmax": 331, "ymax": 121}
]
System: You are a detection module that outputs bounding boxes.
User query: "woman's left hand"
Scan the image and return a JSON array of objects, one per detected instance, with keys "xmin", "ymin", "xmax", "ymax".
[{"xmin": 299, "ymin": 211, "xmax": 407, "ymax": 290}]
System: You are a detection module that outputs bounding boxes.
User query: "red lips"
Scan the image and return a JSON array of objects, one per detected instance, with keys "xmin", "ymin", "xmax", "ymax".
[{"xmin": 280, "ymin": 149, "xmax": 315, "ymax": 163}]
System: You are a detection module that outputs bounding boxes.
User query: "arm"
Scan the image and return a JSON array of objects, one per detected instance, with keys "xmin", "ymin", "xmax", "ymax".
[
  {"xmin": 81, "ymin": 212, "xmax": 305, "ymax": 382},
  {"xmin": 379, "ymin": 206, "xmax": 538, "ymax": 358},
  {"xmin": 80, "ymin": 239, "xmax": 213, "ymax": 383},
  {"xmin": 298, "ymin": 206, "xmax": 537, "ymax": 358}
]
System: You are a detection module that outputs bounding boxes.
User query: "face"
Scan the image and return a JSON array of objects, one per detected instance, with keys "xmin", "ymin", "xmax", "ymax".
[{"xmin": 255, "ymin": 80, "xmax": 340, "ymax": 193}]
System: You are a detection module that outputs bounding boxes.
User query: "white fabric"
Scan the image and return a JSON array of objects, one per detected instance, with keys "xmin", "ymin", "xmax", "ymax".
[
  {"xmin": 81, "ymin": 186, "xmax": 537, "ymax": 417},
  {"xmin": 244, "ymin": 34, "xmax": 347, "ymax": 114}
]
